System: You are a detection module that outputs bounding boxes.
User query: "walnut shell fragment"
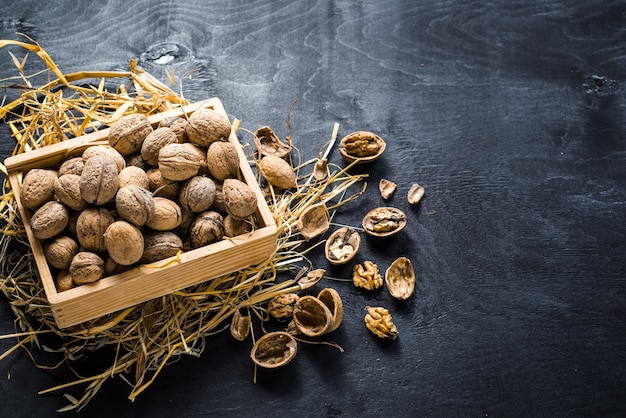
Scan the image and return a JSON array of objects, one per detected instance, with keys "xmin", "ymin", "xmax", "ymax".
[
  {"xmin": 362, "ymin": 207, "xmax": 407, "ymax": 237},
  {"xmin": 379, "ymin": 178, "xmax": 397, "ymax": 200},
  {"xmin": 250, "ymin": 331, "xmax": 297, "ymax": 369},
  {"xmin": 108, "ymin": 113, "xmax": 153, "ymax": 156},
  {"xmin": 253, "ymin": 126, "xmax": 291, "ymax": 158},
  {"xmin": 407, "ymin": 183, "xmax": 425, "ymax": 205},
  {"xmin": 313, "ymin": 158, "xmax": 328, "ymax": 182},
  {"xmin": 385, "ymin": 256, "xmax": 415, "ymax": 300},
  {"xmin": 291, "ymin": 295, "xmax": 333, "ymax": 337},
  {"xmin": 317, "ymin": 287, "xmax": 343, "ymax": 332},
  {"xmin": 352, "ymin": 261, "xmax": 383, "ymax": 290},
  {"xmin": 339, "ymin": 131, "xmax": 386, "ymax": 164},
  {"xmin": 298, "ymin": 268, "xmax": 325, "ymax": 290},
  {"xmin": 297, "ymin": 203, "xmax": 330, "ymax": 240},
  {"xmin": 364, "ymin": 306, "xmax": 398, "ymax": 340},
  {"xmin": 325, "ymin": 227, "xmax": 360, "ymax": 265},
  {"xmin": 230, "ymin": 310, "xmax": 251, "ymax": 341}
]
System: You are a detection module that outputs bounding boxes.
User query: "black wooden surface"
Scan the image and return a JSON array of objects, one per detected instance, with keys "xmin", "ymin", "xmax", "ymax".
[{"xmin": 1, "ymin": 1, "xmax": 625, "ymax": 416}]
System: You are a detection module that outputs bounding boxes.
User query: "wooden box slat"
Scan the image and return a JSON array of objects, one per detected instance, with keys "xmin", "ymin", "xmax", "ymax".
[{"xmin": 4, "ymin": 98, "xmax": 277, "ymax": 328}]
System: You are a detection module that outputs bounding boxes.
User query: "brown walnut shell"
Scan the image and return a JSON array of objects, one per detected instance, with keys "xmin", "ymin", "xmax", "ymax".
[
  {"xmin": 145, "ymin": 197, "xmax": 183, "ymax": 231},
  {"xmin": 55, "ymin": 270, "xmax": 74, "ymax": 292},
  {"xmin": 223, "ymin": 215, "xmax": 252, "ymax": 237},
  {"xmin": 258, "ymin": 155, "xmax": 297, "ymax": 189},
  {"xmin": 58, "ymin": 157, "xmax": 84, "ymax": 176},
  {"xmin": 268, "ymin": 293, "xmax": 300, "ymax": 319},
  {"xmin": 298, "ymin": 268, "xmax": 326, "ymax": 290},
  {"xmin": 385, "ymin": 256, "xmax": 415, "ymax": 301},
  {"xmin": 146, "ymin": 168, "xmax": 181, "ymax": 199},
  {"xmin": 70, "ymin": 251, "xmax": 105, "ymax": 285},
  {"xmin": 158, "ymin": 116, "xmax": 188, "ymax": 142},
  {"xmin": 362, "ymin": 207, "xmax": 407, "ymax": 237},
  {"xmin": 117, "ymin": 166, "xmax": 150, "ymax": 190},
  {"xmin": 104, "ymin": 221, "xmax": 144, "ymax": 266},
  {"xmin": 179, "ymin": 176, "xmax": 216, "ymax": 212},
  {"xmin": 190, "ymin": 211, "xmax": 225, "ymax": 248},
  {"xmin": 222, "ymin": 179, "xmax": 258, "ymax": 220},
  {"xmin": 141, "ymin": 126, "xmax": 181, "ymax": 166},
  {"xmin": 317, "ymin": 287, "xmax": 344, "ymax": 332},
  {"xmin": 30, "ymin": 201, "xmax": 69, "ymax": 240},
  {"xmin": 253, "ymin": 126, "xmax": 291, "ymax": 158},
  {"xmin": 230, "ymin": 310, "xmax": 251, "ymax": 341},
  {"xmin": 20, "ymin": 168, "xmax": 58, "ymax": 210},
  {"xmin": 207, "ymin": 141, "xmax": 240, "ymax": 180},
  {"xmin": 54, "ymin": 174, "xmax": 88, "ymax": 211},
  {"xmin": 250, "ymin": 331, "xmax": 297, "ymax": 369},
  {"xmin": 407, "ymin": 183, "xmax": 425, "ymax": 205},
  {"xmin": 115, "ymin": 185, "xmax": 155, "ymax": 226},
  {"xmin": 108, "ymin": 113, "xmax": 153, "ymax": 156},
  {"xmin": 185, "ymin": 107, "xmax": 232, "ymax": 148},
  {"xmin": 80, "ymin": 155, "xmax": 119, "ymax": 205},
  {"xmin": 379, "ymin": 178, "xmax": 397, "ymax": 200},
  {"xmin": 140, "ymin": 231, "xmax": 183, "ymax": 264},
  {"xmin": 76, "ymin": 207, "xmax": 115, "ymax": 252},
  {"xmin": 158, "ymin": 143, "xmax": 207, "ymax": 181},
  {"xmin": 339, "ymin": 131, "xmax": 386, "ymax": 164},
  {"xmin": 324, "ymin": 227, "xmax": 360, "ymax": 265},
  {"xmin": 297, "ymin": 203, "xmax": 330, "ymax": 240},
  {"xmin": 291, "ymin": 295, "xmax": 333, "ymax": 337},
  {"xmin": 82, "ymin": 145, "xmax": 126, "ymax": 172},
  {"xmin": 43, "ymin": 235, "xmax": 79, "ymax": 270}
]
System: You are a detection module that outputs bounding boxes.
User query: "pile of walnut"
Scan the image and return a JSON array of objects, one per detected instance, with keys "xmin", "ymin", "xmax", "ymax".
[{"xmin": 21, "ymin": 107, "xmax": 258, "ymax": 291}]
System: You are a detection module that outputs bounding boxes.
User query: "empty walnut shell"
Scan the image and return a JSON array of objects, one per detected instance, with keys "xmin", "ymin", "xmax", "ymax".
[
  {"xmin": 338, "ymin": 131, "xmax": 386, "ymax": 164},
  {"xmin": 297, "ymin": 203, "xmax": 330, "ymax": 240},
  {"xmin": 362, "ymin": 207, "xmax": 407, "ymax": 237},
  {"xmin": 379, "ymin": 178, "xmax": 397, "ymax": 200},
  {"xmin": 253, "ymin": 126, "xmax": 291, "ymax": 158},
  {"xmin": 317, "ymin": 288, "xmax": 343, "ymax": 332},
  {"xmin": 291, "ymin": 295, "xmax": 333, "ymax": 337},
  {"xmin": 324, "ymin": 227, "xmax": 360, "ymax": 265},
  {"xmin": 298, "ymin": 268, "xmax": 325, "ymax": 290},
  {"xmin": 313, "ymin": 158, "xmax": 328, "ymax": 182},
  {"xmin": 230, "ymin": 310, "xmax": 251, "ymax": 341},
  {"xmin": 250, "ymin": 331, "xmax": 297, "ymax": 369},
  {"xmin": 407, "ymin": 183, "xmax": 425, "ymax": 205},
  {"xmin": 385, "ymin": 256, "xmax": 415, "ymax": 300}
]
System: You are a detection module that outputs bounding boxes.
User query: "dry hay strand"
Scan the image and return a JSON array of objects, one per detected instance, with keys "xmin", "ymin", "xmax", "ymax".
[{"xmin": 0, "ymin": 38, "xmax": 367, "ymax": 411}]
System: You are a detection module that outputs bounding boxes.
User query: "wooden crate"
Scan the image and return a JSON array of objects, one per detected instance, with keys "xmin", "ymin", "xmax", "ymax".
[{"xmin": 4, "ymin": 98, "xmax": 278, "ymax": 328}]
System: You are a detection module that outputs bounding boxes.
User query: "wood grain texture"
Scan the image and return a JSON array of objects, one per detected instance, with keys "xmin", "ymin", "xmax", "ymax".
[{"xmin": 1, "ymin": 0, "xmax": 625, "ymax": 416}]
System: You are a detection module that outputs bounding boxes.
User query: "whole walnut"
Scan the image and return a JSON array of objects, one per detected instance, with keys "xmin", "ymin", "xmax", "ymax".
[
  {"xmin": 80, "ymin": 155, "xmax": 119, "ymax": 205},
  {"xmin": 141, "ymin": 231, "xmax": 183, "ymax": 264},
  {"xmin": 185, "ymin": 108, "xmax": 231, "ymax": 148},
  {"xmin": 158, "ymin": 143, "xmax": 207, "ymax": 181},
  {"xmin": 55, "ymin": 270, "xmax": 74, "ymax": 292},
  {"xmin": 82, "ymin": 145, "xmax": 126, "ymax": 172},
  {"xmin": 108, "ymin": 113, "xmax": 153, "ymax": 156},
  {"xmin": 141, "ymin": 126, "xmax": 181, "ymax": 166},
  {"xmin": 104, "ymin": 221, "xmax": 144, "ymax": 265},
  {"xmin": 223, "ymin": 215, "xmax": 252, "ymax": 237},
  {"xmin": 207, "ymin": 141, "xmax": 240, "ymax": 180},
  {"xmin": 211, "ymin": 182, "xmax": 227, "ymax": 213},
  {"xmin": 58, "ymin": 157, "xmax": 84, "ymax": 176},
  {"xmin": 190, "ymin": 211, "xmax": 225, "ymax": 248},
  {"xmin": 43, "ymin": 235, "xmax": 79, "ymax": 270},
  {"xmin": 30, "ymin": 201, "xmax": 69, "ymax": 240},
  {"xmin": 158, "ymin": 116, "xmax": 188, "ymax": 142},
  {"xmin": 21, "ymin": 168, "xmax": 58, "ymax": 210},
  {"xmin": 118, "ymin": 166, "xmax": 149, "ymax": 189},
  {"xmin": 115, "ymin": 185, "xmax": 155, "ymax": 226},
  {"xmin": 146, "ymin": 168, "xmax": 181, "ymax": 199},
  {"xmin": 76, "ymin": 207, "xmax": 115, "ymax": 252},
  {"xmin": 145, "ymin": 197, "xmax": 183, "ymax": 231},
  {"xmin": 54, "ymin": 174, "xmax": 88, "ymax": 211},
  {"xmin": 70, "ymin": 251, "xmax": 105, "ymax": 285},
  {"xmin": 223, "ymin": 179, "xmax": 258, "ymax": 220},
  {"xmin": 179, "ymin": 176, "xmax": 216, "ymax": 212},
  {"xmin": 125, "ymin": 153, "xmax": 149, "ymax": 171},
  {"xmin": 258, "ymin": 155, "xmax": 297, "ymax": 189}
]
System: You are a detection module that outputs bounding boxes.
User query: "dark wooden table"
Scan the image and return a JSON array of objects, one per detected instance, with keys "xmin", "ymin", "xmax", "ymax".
[{"xmin": 1, "ymin": 1, "xmax": 625, "ymax": 416}]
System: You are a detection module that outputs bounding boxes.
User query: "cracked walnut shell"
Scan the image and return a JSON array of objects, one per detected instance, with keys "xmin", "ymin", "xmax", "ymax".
[
  {"xmin": 352, "ymin": 261, "xmax": 383, "ymax": 290},
  {"xmin": 297, "ymin": 203, "xmax": 330, "ymax": 240},
  {"xmin": 253, "ymin": 126, "xmax": 291, "ymax": 158},
  {"xmin": 339, "ymin": 131, "xmax": 386, "ymax": 164},
  {"xmin": 250, "ymin": 331, "xmax": 297, "ymax": 369},
  {"xmin": 364, "ymin": 306, "xmax": 398, "ymax": 340},
  {"xmin": 362, "ymin": 207, "xmax": 407, "ymax": 237},
  {"xmin": 325, "ymin": 227, "xmax": 360, "ymax": 265}
]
